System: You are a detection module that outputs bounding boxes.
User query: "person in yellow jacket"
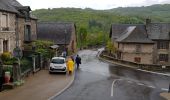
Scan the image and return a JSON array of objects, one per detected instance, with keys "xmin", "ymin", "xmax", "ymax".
[{"xmin": 67, "ymin": 58, "xmax": 74, "ymax": 74}]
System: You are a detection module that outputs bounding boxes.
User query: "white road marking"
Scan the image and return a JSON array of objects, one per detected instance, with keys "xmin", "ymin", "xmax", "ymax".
[
  {"xmin": 127, "ymin": 81, "xmax": 133, "ymax": 83},
  {"xmin": 161, "ymin": 88, "xmax": 169, "ymax": 91},
  {"xmin": 137, "ymin": 69, "xmax": 170, "ymax": 76},
  {"xmin": 111, "ymin": 79, "xmax": 122, "ymax": 97},
  {"xmin": 148, "ymin": 85, "xmax": 155, "ymax": 88},
  {"xmin": 137, "ymin": 83, "xmax": 145, "ymax": 86}
]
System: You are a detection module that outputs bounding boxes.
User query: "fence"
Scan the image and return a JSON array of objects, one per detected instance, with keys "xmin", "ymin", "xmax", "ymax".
[
  {"xmin": 23, "ymin": 50, "xmax": 43, "ymax": 72},
  {"xmin": 100, "ymin": 51, "xmax": 170, "ymax": 72}
]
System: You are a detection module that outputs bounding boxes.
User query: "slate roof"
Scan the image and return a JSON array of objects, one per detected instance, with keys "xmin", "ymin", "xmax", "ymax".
[
  {"xmin": 0, "ymin": 0, "xmax": 37, "ymax": 19},
  {"xmin": 110, "ymin": 24, "xmax": 145, "ymax": 39},
  {"xmin": 116, "ymin": 26, "xmax": 154, "ymax": 43},
  {"xmin": 110, "ymin": 24, "xmax": 130, "ymax": 39},
  {"xmin": 0, "ymin": 0, "xmax": 20, "ymax": 13},
  {"xmin": 147, "ymin": 23, "xmax": 170, "ymax": 40},
  {"xmin": 37, "ymin": 22, "xmax": 76, "ymax": 45},
  {"xmin": 110, "ymin": 22, "xmax": 170, "ymax": 43}
]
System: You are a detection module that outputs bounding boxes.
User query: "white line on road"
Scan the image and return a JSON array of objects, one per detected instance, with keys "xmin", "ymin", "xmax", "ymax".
[
  {"xmin": 148, "ymin": 85, "xmax": 155, "ymax": 88},
  {"xmin": 127, "ymin": 81, "xmax": 133, "ymax": 83},
  {"xmin": 161, "ymin": 88, "xmax": 169, "ymax": 91},
  {"xmin": 111, "ymin": 79, "xmax": 122, "ymax": 97},
  {"xmin": 137, "ymin": 83, "xmax": 145, "ymax": 86},
  {"xmin": 137, "ymin": 69, "xmax": 170, "ymax": 76}
]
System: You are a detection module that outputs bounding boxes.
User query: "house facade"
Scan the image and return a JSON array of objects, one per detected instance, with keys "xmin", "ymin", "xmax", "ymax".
[
  {"xmin": 0, "ymin": 0, "xmax": 37, "ymax": 55},
  {"xmin": 0, "ymin": 11, "xmax": 16, "ymax": 54},
  {"xmin": 110, "ymin": 19, "xmax": 170, "ymax": 65},
  {"xmin": 37, "ymin": 22, "xmax": 77, "ymax": 55}
]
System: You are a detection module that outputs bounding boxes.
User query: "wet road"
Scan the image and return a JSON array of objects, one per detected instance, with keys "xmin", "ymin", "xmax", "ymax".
[{"xmin": 52, "ymin": 49, "xmax": 170, "ymax": 100}]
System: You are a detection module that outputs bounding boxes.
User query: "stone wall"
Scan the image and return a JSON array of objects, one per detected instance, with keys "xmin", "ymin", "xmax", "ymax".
[
  {"xmin": 119, "ymin": 43, "xmax": 154, "ymax": 64},
  {"xmin": 18, "ymin": 18, "xmax": 37, "ymax": 48},
  {"xmin": 0, "ymin": 11, "xmax": 16, "ymax": 54},
  {"xmin": 67, "ymin": 24, "xmax": 77, "ymax": 53},
  {"xmin": 122, "ymin": 53, "xmax": 153, "ymax": 64}
]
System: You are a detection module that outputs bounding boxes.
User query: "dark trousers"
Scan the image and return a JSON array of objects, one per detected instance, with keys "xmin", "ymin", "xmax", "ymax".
[{"xmin": 76, "ymin": 63, "xmax": 80, "ymax": 69}]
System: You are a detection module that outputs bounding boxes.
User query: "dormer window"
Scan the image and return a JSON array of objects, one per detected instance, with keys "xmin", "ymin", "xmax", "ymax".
[
  {"xmin": 25, "ymin": 11, "xmax": 30, "ymax": 22},
  {"xmin": 24, "ymin": 25, "xmax": 31, "ymax": 42}
]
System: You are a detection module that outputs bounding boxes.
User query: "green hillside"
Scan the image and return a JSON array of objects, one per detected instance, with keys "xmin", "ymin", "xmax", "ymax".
[
  {"xmin": 109, "ymin": 4, "xmax": 170, "ymax": 22},
  {"xmin": 32, "ymin": 4, "xmax": 170, "ymax": 47}
]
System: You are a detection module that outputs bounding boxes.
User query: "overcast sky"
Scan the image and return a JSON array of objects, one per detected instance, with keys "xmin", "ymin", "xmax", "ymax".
[{"xmin": 17, "ymin": 0, "xmax": 170, "ymax": 10}]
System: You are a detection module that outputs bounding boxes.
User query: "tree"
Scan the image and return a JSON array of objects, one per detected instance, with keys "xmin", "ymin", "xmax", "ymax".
[
  {"xmin": 79, "ymin": 27, "xmax": 87, "ymax": 48},
  {"xmin": 106, "ymin": 40, "xmax": 117, "ymax": 55}
]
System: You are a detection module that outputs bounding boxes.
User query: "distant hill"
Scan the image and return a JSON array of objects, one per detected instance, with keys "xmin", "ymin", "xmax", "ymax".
[
  {"xmin": 32, "ymin": 4, "xmax": 170, "ymax": 47},
  {"xmin": 108, "ymin": 4, "xmax": 170, "ymax": 22}
]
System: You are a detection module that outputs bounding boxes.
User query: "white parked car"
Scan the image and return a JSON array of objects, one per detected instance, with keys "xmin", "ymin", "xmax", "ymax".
[{"xmin": 49, "ymin": 57, "xmax": 67, "ymax": 74}]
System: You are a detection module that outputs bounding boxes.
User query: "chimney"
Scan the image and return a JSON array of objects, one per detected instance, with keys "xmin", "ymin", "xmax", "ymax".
[
  {"xmin": 145, "ymin": 19, "xmax": 151, "ymax": 38},
  {"xmin": 146, "ymin": 18, "xmax": 151, "ymax": 25}
]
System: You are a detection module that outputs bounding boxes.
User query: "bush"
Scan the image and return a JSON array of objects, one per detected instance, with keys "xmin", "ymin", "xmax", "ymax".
[
  {"xmin": 34, "ymin": 40, "xmax": 55, "ymax": 58},
  {"xmin": 1, "ymin": 52, "xmax": 11, "ymax": 62},
  {"xmin": 20, "ymin": 58, "xmax": 32, "ymax": 73}
]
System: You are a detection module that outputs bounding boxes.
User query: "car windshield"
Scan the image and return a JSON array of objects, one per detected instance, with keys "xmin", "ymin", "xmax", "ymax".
[{"xmin": 52, "ymin": 59, "xmax": 65, "ymax": 64}]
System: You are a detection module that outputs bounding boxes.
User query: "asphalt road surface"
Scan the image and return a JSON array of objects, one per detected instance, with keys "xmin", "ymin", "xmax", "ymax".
[{"xmin": 52, "ymin": 49, "xmax": 170, "ymax": 100}]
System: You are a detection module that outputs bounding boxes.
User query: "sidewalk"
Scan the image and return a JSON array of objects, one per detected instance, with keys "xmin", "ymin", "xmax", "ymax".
[
  {"xmin": 160, "ymin": 92, "xmax": 170, "ymax": 100},
  {"xmin": 0, "ymin": 70, "xmax": 74, "ymax": 100}
]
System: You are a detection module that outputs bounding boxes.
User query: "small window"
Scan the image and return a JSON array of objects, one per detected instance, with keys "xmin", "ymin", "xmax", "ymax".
[
  {"xmin": 157, "ymin": 41, "xmax": 169, "ymax": 49},
  {"xmin": 159, "ymin": 54, "xmax": 168, "ymax": 62},
  {"xmin": 24, "ymin": 25, "xmax": 31, "ymax": 41},
  {"xmin": 3, "ymin": 40, "xmax": 8, "ymax": 52},
  {"xmin": 1, "ymin": 14, "xmax": 8, "ymax": 28},
  {"xmin": 25, "ymin": 11, "xmax": 30, "ymax": 22},
  {"xmin": 136, "ymin": 44, "xmax": 141, "ymax": 53},
  {"xmin": 134, "ymin": 57, "xmax": 141, "ymax": 63}
]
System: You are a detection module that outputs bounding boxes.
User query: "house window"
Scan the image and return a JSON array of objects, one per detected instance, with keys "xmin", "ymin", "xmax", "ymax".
[
  {"xmin": 1, "ymin": 14, "xmax": 8, "ymax": 30},
  {"xmin": 25, "ymin": 11, "xmax": 30, "ymax": 22},
  {"xmin": 134, "ymin": 57, "xmax": 141, "ymax": 63},
  {"xmin": 157, "ymin": 41, "xmax": 169, "ymax": 49},
  {"xmin": 136, "ymin": 44, "xmax": 141, "ymax": 53},
  {"xmin": 159, "ymin": 54, "xmax": 168, "ymax": 62},
  {"xmin": 24, "ymin": 25, "xmax": 31, "ymax": 41},
  {"xmin": 3, "ymin": 40, "xmax": 8, "ymax": 52}
]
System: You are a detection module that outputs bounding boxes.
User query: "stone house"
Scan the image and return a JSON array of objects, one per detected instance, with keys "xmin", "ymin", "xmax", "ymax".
[
  {"xmin": 37, "ymin": 22, "xmax": 77, "ymax": 55},
  {"xmin": 0, "ymin": 0, "xmax": 37, "ymax": 55},
  {"xmin": 110, "ymin": 19, "xmax": 170, "ymax": 65}
]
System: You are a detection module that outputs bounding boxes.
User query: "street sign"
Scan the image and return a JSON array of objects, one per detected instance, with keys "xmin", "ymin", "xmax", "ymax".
[{"xmin": 13, "ymin": 47, "xmax": 23, "ymax": 59}]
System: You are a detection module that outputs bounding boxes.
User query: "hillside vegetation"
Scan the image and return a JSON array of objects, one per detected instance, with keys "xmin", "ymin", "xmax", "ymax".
[
  {"xmin": 110, "ymin": 4, "xmax": 170, "ymax": 22},
  {"xmin": 32, "ymin": 4, "xmax": 170, "ymax": 47}
]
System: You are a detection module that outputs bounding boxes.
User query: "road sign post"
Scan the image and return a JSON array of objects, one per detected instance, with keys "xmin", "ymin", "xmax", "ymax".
[{"xmin": 13, "ymin": 47, "xmax": 23, "ymax": 83}]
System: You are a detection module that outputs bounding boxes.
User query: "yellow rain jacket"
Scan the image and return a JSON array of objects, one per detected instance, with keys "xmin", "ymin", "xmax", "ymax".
[{"xmin": 67, "ymin": 59, "xmax": 74, "ymax": 73}]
